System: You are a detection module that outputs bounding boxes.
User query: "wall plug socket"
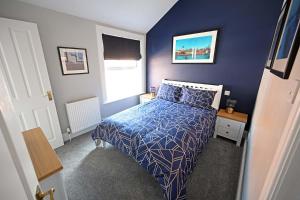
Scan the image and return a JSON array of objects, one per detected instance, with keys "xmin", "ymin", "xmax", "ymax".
[{"xmin": 67, "ymin": 127, "xmax": 72, "ymax": 142}]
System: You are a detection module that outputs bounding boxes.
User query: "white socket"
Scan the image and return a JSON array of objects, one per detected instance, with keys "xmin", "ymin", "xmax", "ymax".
[{"xmin": 224, "ymin": 90, "xmax": 231, "ymax": 96}]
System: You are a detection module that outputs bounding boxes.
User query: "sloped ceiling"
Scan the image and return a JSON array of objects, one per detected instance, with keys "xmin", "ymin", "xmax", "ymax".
[{"xmin": 17, "ymin": 0, "xmax": 178, "ymax": 33}]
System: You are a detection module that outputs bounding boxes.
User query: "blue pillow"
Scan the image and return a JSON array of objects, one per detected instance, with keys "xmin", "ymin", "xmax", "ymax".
[
  {"xmin": 180, "ymin": 87, "xmax": 216, "ymax": 109},
  {"xmin": 156, "ymin": 83, "xmax": 182, "ymax": 102}
]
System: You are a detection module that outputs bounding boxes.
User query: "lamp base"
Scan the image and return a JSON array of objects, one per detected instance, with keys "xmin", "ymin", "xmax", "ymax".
[{"xmin": 226, "ymin": 107, "xmax": 234, "ymax": 114}]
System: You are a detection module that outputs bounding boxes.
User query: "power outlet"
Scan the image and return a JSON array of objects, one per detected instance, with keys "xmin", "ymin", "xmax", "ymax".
[
  {"xmin": 224, "ymin": 90, "xmax": 231, "ymax": 96},
  {"xmin": 66, "ymin": 127, "xmax": 72, "ymax": 142}
]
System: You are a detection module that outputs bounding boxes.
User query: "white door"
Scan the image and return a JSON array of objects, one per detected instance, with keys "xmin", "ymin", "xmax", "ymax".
[
  {"xmin": 0, "ymin": 58, "xmax": 38, "ymax": 199},
  {"xmin": 0, "ymin": 17, "xmax": 63, "ymax": 148}
]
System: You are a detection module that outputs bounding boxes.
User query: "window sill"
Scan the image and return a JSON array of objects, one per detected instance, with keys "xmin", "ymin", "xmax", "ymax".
[{"xmin": 103, "ymin": 92, "xmax": 144, "ymax": 105}]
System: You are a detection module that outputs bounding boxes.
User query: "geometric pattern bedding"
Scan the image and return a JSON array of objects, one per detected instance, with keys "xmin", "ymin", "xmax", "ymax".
[
  {"xmin": 92, "ymin": 99, "xmax": 217, "ymax": 200},
  {"xmin": 156, "ymin": 83, "xmax": 182, "ymax": 102}
]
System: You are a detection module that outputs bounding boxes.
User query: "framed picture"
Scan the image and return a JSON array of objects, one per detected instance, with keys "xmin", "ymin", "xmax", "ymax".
[
  {"xmin": 172, "ymin": 29, "xmax": 218, "ymax": 64},
  {"xmin": 58, "ymin": 47, "xmax": 89, "ymax": 75},
  {"xmin": 265, "ymin": 1, "xmax": 290, "ymax": 69},
  {"xmin": 270, "ymin": 0, "xmax": 300, "ymax": 79}
]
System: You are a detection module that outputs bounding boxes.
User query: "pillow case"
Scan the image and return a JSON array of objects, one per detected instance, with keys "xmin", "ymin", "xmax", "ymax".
[
  {"xmin": 156, "ymin": 83, "xmax": 182, "ymax": 102},
  {"xmin": 180, "ymin": 87, "xmax": 216, "ymax": 109}
]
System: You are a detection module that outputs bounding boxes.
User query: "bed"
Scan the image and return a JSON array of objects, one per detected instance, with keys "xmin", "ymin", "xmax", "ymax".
[{"xmin": 92, "ymin": 80, "xmax": 223, "ymax": 200}]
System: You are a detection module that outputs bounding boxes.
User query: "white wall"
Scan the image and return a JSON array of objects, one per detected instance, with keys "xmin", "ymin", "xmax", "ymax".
[
  {"xmin": 243, "ymin": 49, "xmax": 300, "ymax": 199},
  {"xmin": 274, "ymin": 139, "xmax": 300, "ymax": 200},
  {"xmin": 0, "ymin": 0, "xmax": 144, "ymax": 134},
  {"xmin": 272, "ymin": 49, "xmax": 300, "ymax": 200}
]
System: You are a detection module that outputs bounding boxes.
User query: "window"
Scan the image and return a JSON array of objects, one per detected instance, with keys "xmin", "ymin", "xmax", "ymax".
[
  {"xmin": 96, "ymin": 25, "xmax": 145, "ymax": 103},
  {"xmin": 104, "ymin": 59, "xmax": 143, "ymax": 103}
]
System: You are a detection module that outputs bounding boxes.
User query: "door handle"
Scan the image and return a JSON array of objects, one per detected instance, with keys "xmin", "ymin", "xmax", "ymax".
[
  {"xmin": 44, "ymin": 91, "xmax": 53, "ymax": 101},
  {"xmin": 36, "ymin": 185, "xmax": 55, "ymax": 200}
]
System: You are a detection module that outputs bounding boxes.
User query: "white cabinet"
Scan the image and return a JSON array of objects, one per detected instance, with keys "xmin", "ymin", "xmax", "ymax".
[
  {"xmin": 213, "ymin": 109, "xmax": 248, "ymax": 146},
  {"xmin": 23, "ymin": 128, "xmax": 68, "ymax": 200},
  {"xmin": 40, "ymin": 172, "xmax": 68, "ymax": 200},
  {"xmin": 140, "ymin": 93, "xmax": 155, "ymax": 104}
]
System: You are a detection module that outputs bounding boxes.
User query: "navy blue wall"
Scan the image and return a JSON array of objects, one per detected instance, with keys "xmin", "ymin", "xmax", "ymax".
[{"xmin": 146, "ymin": 0, "xmax": 282, "ymax": 125}]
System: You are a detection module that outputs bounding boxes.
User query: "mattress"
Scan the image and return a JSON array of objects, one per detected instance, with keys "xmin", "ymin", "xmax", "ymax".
[{"xmin": 92, "ymin": 98, "xmax": 217, "ymax": 200}]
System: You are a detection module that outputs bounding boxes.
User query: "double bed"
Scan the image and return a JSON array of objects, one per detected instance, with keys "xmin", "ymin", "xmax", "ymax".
[{"xmin": 92, "ymin": 80, "xmax": 223, "ymax": 200}]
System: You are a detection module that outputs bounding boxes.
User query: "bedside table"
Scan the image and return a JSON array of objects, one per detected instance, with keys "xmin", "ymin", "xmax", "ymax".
[
  {"xmin": 213, "ymin": 109, "xmax": 248, "ymax": 146},
  {"xmin": 140, "ymin": 93, "xmax": 155, "ymax": 104}
]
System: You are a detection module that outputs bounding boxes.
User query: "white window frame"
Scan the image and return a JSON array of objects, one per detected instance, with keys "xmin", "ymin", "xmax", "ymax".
[{"xmin": 96, "ymin": 25, "xmax": 146, "ymax": 104}]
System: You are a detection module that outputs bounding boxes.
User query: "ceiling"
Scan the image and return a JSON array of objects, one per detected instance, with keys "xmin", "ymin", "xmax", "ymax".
[{"xmin": 17, "ymin": 0, "xmax": 178, "ymax": 33}]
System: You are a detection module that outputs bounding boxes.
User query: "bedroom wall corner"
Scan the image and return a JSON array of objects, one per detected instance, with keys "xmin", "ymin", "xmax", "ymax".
[{"xmin": 0, "ymin": 0, "xmax": 140, "ymax": 135}]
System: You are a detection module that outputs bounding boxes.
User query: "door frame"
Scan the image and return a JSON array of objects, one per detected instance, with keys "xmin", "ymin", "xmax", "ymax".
[
  {"xmin": 259, "ymin": 88, "xmax": 300, "ymax": 199},
  {"xmin": 0, "ymin": 52, "xmax": 38, "ymax": 200}
]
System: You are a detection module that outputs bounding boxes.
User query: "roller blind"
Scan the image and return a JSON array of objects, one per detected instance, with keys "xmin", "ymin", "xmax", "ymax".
[{"xmin": 102, "ymin": 34, "xmax": 142, "ymax": 60}]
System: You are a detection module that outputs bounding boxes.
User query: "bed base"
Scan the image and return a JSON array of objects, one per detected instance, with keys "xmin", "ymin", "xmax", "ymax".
[
  {"xmin": 94, "ymin": 139, "xmax": 106, "ymax": 148},
  {"xmin": 94, "ymin": 139, "xmax": 101, "ymax": 147}
]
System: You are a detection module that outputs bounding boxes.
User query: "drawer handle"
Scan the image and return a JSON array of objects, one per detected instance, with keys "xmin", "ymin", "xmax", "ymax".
[
  {"xmin": 227, "ymin": 124, "xmax": 231, "ymax": 127},
  {"xmin": 226, "ymin": 131, "xmax": 229, "ymax": 134}
]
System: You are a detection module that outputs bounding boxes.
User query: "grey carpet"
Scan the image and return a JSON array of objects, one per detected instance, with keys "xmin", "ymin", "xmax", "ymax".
[{"xmin": 56, "ymin": 133, "xmax": 242, "ymax": 200}]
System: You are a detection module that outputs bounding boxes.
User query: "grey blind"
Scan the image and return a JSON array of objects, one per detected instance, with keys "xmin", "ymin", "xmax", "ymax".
[{"xmin": 102, "ymin": 34, "xmax": 141, "ymax": 60}]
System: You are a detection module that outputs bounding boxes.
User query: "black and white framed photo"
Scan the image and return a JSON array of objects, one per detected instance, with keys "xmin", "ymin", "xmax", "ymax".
[
  {"xmin": 265, "ymin": 1, "xmax": 291, "ymax": 69},
  {"xmin": 270, "ymin": 0, "xmax": 300, "ymax": 79},
  {"xmin": 58, "ymin": 47, "xmax": 89, "ymax": 75},
  {"xmin": 172, "ymin": 29, "xmax": 218, "ymax": 64}
]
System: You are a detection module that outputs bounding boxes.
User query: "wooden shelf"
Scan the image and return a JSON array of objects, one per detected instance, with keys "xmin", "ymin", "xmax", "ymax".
[
  {"xmin": 23, "ymin": 127, "xmax": 63, "ymax": 181},
  {"xmin": 217, "ymin": 109, "xmax": 248, "ymax": 123}
]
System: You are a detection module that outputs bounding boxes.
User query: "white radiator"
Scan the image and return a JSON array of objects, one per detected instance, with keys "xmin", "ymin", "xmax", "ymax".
[{"xmin": 65, "ymin": 97, "xmax": 101, "ymax": 133}]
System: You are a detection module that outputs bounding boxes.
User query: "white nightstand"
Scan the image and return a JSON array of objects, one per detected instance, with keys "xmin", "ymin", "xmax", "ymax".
[
  {"xmin": 213, "ymin": 109, "xmax": 248, "ymax": 146},
  {"xmin": 140, "ymin": 93, "xmax": 155, "ymax": 104}
]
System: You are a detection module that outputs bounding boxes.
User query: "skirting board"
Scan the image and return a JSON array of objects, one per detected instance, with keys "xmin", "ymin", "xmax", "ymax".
[
  {"xmin": 236, "ymin": 137, "xmax": 248, "ymax": 200},
  {"xmin": 62, "ymin": 125, "xmax": 98, "ymax": 142}
]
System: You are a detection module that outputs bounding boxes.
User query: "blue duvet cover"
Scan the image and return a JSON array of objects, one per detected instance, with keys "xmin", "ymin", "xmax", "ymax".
[{"xmin": 92, "ymin": 99, "xmax": 217, "ymax": 200}]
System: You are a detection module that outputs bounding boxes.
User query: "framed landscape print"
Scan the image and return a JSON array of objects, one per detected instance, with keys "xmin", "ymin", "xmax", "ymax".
[
  {"xmin": 271, "ymin": 0, "xmax": 300, "ymax": 79},
  {"xmin": 58, "ymin": 47, "xmax": 89, "ymax": 75},
  {"xmin": 265, "ymin": 1, "xmax": 290, "ymax": 69},
  {"xmin": 172, "ymin": 29, "xmax": 218, "ymax": 64}
]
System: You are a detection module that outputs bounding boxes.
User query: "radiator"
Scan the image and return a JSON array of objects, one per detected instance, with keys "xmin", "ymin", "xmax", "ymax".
[{"xmin": 65, "ymin": 97, "xmax": 101, "ymax": 133}]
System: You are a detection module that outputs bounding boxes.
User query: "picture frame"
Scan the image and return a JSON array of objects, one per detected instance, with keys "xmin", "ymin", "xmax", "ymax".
[
  {"xmin": 270, "ymin": 0, "xmax": 300, "ymax": 79},
  {"xmin": 57, "ymin": 47, "xmax": 89, "ymax": 75},
  {"xmin": 265, "ymin": 1, "xmax": 290, "ymax": 69},
  {"xmin": 172, "ymin": 29, "xmax": 218, "ymax": 64}
]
